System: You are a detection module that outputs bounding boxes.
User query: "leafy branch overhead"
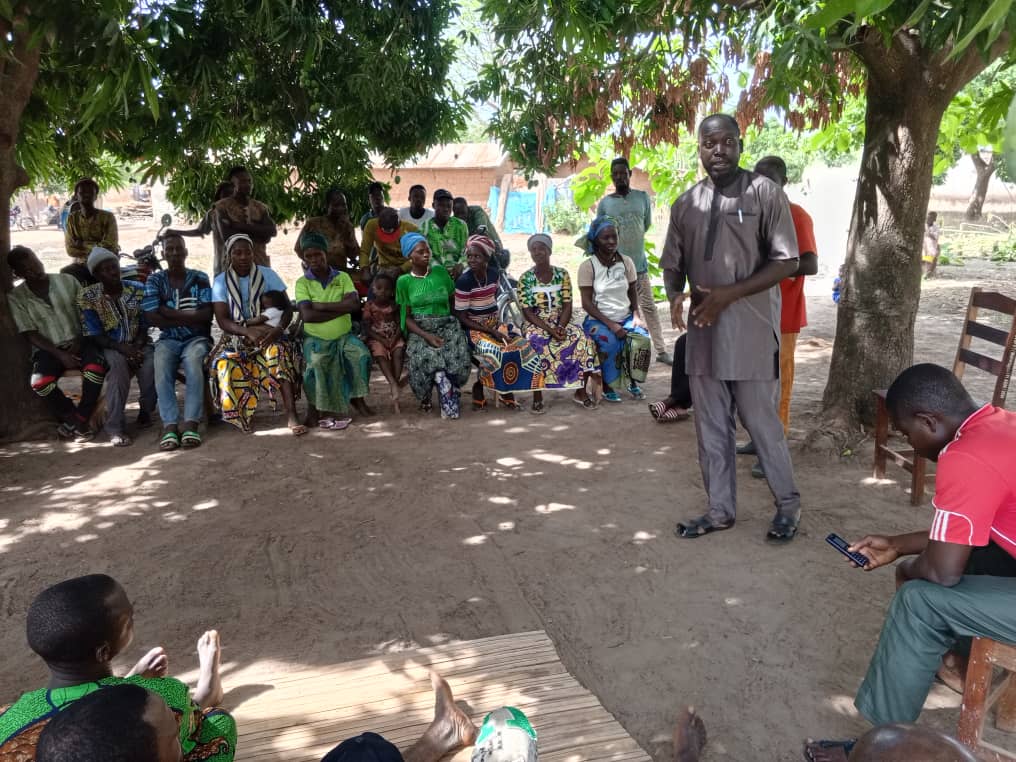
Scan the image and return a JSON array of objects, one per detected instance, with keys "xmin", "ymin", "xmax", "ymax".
[
  {"xmin": 7, "ymin": 0, "xmax": 468, "ymax": 221},
  {"xmin": 471, "ymin": 0, "xmax": 1016, "ymax": 173}
]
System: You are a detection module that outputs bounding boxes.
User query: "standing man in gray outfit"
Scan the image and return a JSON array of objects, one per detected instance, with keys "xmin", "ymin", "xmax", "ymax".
[{"xmin": 659, "ymin": 113, "xmax": 802, "ymax": 541}]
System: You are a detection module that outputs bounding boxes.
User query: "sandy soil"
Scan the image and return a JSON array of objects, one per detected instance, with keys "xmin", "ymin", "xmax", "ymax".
[{"xmin": 3, "ymin": 221, "xmax": 1016, "ymax": 760}]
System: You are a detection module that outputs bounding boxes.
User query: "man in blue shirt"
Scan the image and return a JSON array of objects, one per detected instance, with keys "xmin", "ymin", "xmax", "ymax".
[
  {"xmin": 142, "ymin": 234, "xmax": 213, "ymax": 450},
  {"xmin": 596, "ymin": 158, "xmax": 672, "ymax": 365}
]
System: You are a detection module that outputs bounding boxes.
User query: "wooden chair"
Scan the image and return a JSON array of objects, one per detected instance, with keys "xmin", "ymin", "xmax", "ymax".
[
  {"xmin": 958, "ymin": 637, "xmax": 1016, "ymax": 760},
  {"xmin": 873, "ymin": 288, "xmax": 1016, "ymax": 505}
]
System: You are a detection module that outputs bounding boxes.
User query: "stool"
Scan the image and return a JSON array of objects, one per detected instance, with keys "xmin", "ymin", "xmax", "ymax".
[{"xmin": 958, "ymin": 637, "xmax": 1016, "ymax": 760}]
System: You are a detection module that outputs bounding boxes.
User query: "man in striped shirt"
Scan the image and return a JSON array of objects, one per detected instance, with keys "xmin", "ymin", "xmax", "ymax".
[{"xmin": 806, "ymin": 364, "xmax": 1016, "ymax": 760}]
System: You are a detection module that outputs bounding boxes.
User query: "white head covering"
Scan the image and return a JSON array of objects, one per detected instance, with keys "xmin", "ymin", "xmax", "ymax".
[
  {"xmin": 86, "ymin": 246, "xmax": 118, "ymax": 274},
  {"xmin": 224, "ymin": 233, "xmax": 254, "ymax": 257}
]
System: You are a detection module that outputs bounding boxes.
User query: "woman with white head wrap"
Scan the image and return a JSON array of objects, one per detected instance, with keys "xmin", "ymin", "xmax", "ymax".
[{"xmin": 208, "ymin": 233, "xmax": 304, "ymax": 434}]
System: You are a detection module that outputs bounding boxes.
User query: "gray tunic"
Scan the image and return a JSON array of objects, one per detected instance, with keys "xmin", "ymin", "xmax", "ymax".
[{"xmin": 659, "ymin": 169, "xmax": 799, "ymax": 380}]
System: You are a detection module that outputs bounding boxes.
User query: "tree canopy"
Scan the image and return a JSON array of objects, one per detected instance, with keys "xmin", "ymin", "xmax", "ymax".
[
  {"xmin": 13, "ymin": 0, "xmax": 466, "ymax": 222},
  {"xmin": 472, "ymin": 0, "xmax": 1016, "ymax": 432}
]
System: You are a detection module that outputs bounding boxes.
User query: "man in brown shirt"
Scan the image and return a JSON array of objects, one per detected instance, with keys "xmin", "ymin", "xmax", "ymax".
[
  {"xmin": 212, "ymin": 166, "xmax": 277, "ymax": 267},
  {"xmin": 660, "ymin": 114, "xmax": 802, "ymax": 541}
]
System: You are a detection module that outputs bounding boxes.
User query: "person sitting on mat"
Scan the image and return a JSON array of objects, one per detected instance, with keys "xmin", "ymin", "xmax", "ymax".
[
  {"xmin": 0, "ymin": 573, "xmax": 235, "ymax": 761},
  {"xmin": 319, "ymin": 672, "xmax": 475, "ymax": 762},
  {"xmin": 805, "ymin": 363, "xmax": 1016, "ymax": 761}
]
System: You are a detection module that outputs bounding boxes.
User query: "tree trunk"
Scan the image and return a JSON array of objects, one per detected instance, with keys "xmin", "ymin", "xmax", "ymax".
[
  {"xmin": 965, "ymin": 152, "xmax": 996, "ymax": 221},
  {"xmin": 820, "ymin": 30, "xmax": 995, "ymax": 432},
  {"xmin": 0, "ymin": 25, "xmax": 46, "ymax": 440}
]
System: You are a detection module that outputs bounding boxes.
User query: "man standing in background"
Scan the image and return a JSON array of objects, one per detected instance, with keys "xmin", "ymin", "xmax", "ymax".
[
  {"xmin": 597, "ymin": 158, "xmax": 672, "ymax": 365},
  {"xmin": 738, "ymin": 156, "xmax": 819, "ymax": 479}
]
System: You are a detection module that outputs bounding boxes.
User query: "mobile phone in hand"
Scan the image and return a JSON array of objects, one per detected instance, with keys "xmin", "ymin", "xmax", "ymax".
[{"xmin": 826, "ymin": 533, "xmax": 870, "ymax": 567}]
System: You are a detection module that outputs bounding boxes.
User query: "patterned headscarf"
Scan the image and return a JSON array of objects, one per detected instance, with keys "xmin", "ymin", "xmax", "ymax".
[
  {"xmin": 580, "ymin": 215, "xmax": 617, "ymax": 256},
  {"xmin": 400, "ymin": 232, "xmax": 428, "ymax": 259},
  {"xmin": 465, "ymin": 234, "xmax": 496, "ymax": 259},
  {"xmin": 527, "ymin": 234, "xmax": 553, "ymax": 253},
  {"xmin": 299, "ymin": 231, "xmax": 329, "ymax": 255}
]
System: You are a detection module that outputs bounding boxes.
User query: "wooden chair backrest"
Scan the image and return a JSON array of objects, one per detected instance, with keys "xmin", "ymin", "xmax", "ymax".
[{"xmin": 952, "ymin": 288, "xmax": 1016, "ymax": 408}]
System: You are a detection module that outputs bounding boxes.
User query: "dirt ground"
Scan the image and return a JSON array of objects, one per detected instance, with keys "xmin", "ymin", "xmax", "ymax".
[{"xmin": 3, "ymin": 220, "xmax": 1016, "ymax": 760}]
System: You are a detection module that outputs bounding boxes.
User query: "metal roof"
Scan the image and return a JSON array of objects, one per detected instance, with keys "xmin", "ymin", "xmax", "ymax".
[{"xmin": 372, "ymin": 143, "xmax": 510, "ymax": 171}]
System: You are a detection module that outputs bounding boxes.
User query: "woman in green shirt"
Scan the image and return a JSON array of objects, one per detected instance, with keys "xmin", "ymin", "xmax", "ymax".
[{"xmin": 395, "ymin": 233, "xmax": 471, "ymax": 417}]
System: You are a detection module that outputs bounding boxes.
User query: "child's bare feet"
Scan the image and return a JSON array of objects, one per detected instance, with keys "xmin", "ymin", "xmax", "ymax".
[
  {"xmin": 125, "ymin": 646, "xmax": 168, "ymax": 678},
  {"xmin": 192, "ymin": 630, "xmax": 224, "ymax": 707}
]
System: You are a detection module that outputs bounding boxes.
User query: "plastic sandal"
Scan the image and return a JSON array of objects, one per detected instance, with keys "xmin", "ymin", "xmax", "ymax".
[
  {"xmin": 110, "ymin": 433, "xmax": 133, "ymax": 447},
  {"xmin": 180, "ymin": 430, "xmax": 202, "ymax": 448},
  {"xmin": 628, "ymin": 384, "xmax": 646, "ymax": 400},
  {"xmin": 602, "ymin": 390, "xmax": 623, "ymax": 403},
  {"xmin": 530, "ymin": 400, "xmax": 545, "ymax": 415},
  {"xmin": 160, "ymin": 431, "xmax": 181, "ymax": 451}
]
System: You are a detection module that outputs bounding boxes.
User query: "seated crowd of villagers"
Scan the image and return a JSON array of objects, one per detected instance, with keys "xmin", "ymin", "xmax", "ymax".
[
  {"xmin": 10, "ymin": 162, "xmax": 671, "ymax": 448},
  {"xmin": 7, "ymin": 114, "xmax": 1016, "ymax": 762}
]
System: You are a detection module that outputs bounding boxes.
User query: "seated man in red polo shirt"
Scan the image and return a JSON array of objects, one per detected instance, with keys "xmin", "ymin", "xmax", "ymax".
[{"xmin": 805, "ymin": 363, "xmax": 1016, "ymax": 762}]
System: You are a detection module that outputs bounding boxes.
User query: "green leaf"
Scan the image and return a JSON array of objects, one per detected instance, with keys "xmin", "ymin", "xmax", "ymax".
[
  {"xmin": 901, "ymin": 0, "xmax": 932, "ymax": 28},
  {"xmin": 854, "ymin": 0, "xmax": 893, "ymax": 17},
  {"xmin": 803, "ymin": 0, "xmax": 856, "ymax": 29},
  {"xmin": 950, "ymin": 0, "xmax": 1014, "ymax": 57}
]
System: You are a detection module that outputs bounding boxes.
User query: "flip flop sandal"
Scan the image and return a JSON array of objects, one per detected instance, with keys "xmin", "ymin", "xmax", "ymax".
[
  {"xmin": 110, "ymin": 433, "xmax": 133, "ymax": 447},
  {"xmin": 160, "ymin": 431, "xmax": 181, "ymax": 451},
  {"xmin": 767, "ymin": 515, "xmax": 799, "ymax": 542},
  {"xmin": 573, "ymin": 395, "xmax": 596, "ymax": 409},
  {"xmin": 57, "ymin": 422, "xmax": 77, "ymax": 440},
  {"xmin": 675, "ymin": 515, "xmax": 735, "ymax": 539},
  {"xmin": 323, "ymin": 418, "xmax": 352, "ymax": 430},
  {"xmin": 658, "ymin": 406, "xmax": 690, "ymax": 422},
  {"xmin": 803, "ymin": 739, "xmax": 855, "ymax": 762},
  {"xmin": 318, "ymin": 417, "xmax": 337, "ymax": 428},
  {"xmin": 180, "ymin": 431, "xmax": 202, "ymax": 448},
  {"xmin": 420, "ymin": 400, "xmax": 433, "ymax": 413},
  {"xmin": 472, "ymin": 399, "xmax": 487, "ymax": 411},
  {"xmin": 289, "ymin": 423, "xmax": 308, "ymax": 436},
  {"xmin": 530, "ymin": 400, "xmax": 545, "ymax": 415},
  {"xmin": 648, "ymin": 401, "xmax": 668, "ymax": 419},
  {"xmin": 602, "ymin": 390, "xmax": 623, "ymax": 403},
  {"xmin": 628, "ymin": 385, "xmax": 646, "ymax": 400}
]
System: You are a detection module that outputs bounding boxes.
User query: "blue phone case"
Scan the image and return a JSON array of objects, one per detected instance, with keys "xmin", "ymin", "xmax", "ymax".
[{"xmin": 826, "ymin": 533, "xmax": 870, "ymax": 567}]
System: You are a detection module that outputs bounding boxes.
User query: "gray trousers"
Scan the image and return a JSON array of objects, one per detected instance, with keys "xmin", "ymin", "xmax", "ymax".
[
  {"xmin": 856, "ymin": 575, "xmax": 1016, "ymax": 725},
  {"xmin": 103, "ymin": 345, "xmax": 157, "ymax": 435},
  {"xmin": 688, "ymin": 374, "xmax": 800, "ymax": 524},
  {"xmin": 635, "ymin": 272, "xmax": 666, "ymax": 355}
]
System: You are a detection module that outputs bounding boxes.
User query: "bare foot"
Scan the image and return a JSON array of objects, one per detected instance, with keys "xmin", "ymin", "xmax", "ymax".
[
  {"xmin": 192, "ymin": 630, "xmax": 224, "ymax": 707},
  {"xmin": 674, "ymin": 706, "xmax": 706, "ymax": 762},
  {"xmin": 125, "ymin": 646, "xmax": 168, "ymax": 678},
  {"xmin": 403, "ymin": 673, "xmax": 477, "ymax": 762}
]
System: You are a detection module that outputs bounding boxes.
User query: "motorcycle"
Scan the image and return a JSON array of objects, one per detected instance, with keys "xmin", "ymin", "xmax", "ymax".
[
  {"xmin": 120, "ymin": 214, "xmax": 172, "ymax": 283},
  {"xmin": 44, "ymin": 205, "xmax": 62, "ymax": 227},
  {"xmin": 10, "ymin": 205, "xmax": 36, "ymax": 231}
]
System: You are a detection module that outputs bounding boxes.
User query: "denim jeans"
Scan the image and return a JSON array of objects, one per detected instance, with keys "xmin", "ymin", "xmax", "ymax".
[{"xmin": 154, "ymin": 336, "xmax": 212, "ymax": 426}]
